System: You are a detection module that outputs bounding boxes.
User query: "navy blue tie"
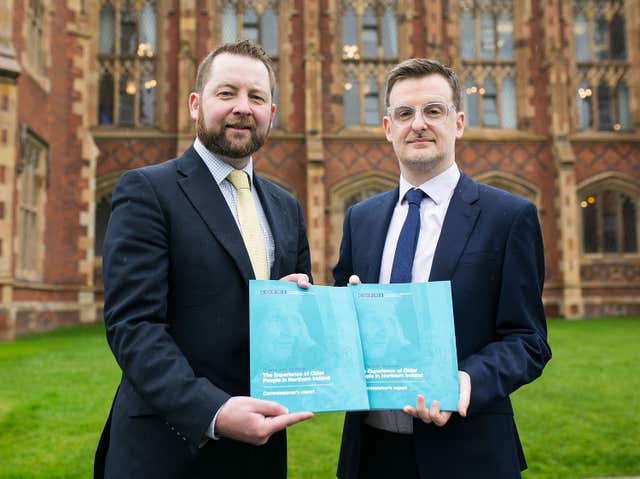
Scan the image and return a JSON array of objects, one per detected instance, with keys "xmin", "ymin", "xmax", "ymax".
[{"xmin": 390, "ymin": 188, "xmax": 426, "ymax": 283}]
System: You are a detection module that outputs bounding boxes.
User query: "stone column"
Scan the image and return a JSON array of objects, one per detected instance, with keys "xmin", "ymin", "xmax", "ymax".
[
  {"xmin": 544, "ymin": 1, "xmax": 584, "ymax": 318},
  {"xmin": 177, "ymin": 0, "xmax": 197, "ymax": 154},
  {"xmin": 0, "ymin": 0, "xmax": 20, "ymax": 340},
  {"xmin": 303, "ymin": 3, "xmax": 326, "ymax": 284}
]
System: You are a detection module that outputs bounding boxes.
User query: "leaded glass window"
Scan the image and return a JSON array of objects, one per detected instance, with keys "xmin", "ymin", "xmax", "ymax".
[
  {"xmin": 580, "ymin": 190, "xmax": 638, "ymax": 254},
  {"xmin": 218, "ymin": 1, "xmax": 279, "ymax": 124},
  {"xmin": 573, "ymin": 1, "xmax": 631, "ymax": 132},
  {"xmin": 459, "ymin": 0, "xmax": 517, "ymax": 129},
  {"xmin": 17, "ymin": 131, "xmax": 48, "ymax": 277},
  {"xmin": 27, "ymin": 0, "xmax": 46, "ymax": 74},
  {"xmin": 98, "ymin": 0, "xmax": 157, "ymax": 127},
  {"xmin": 341, "ymin": 0, "xmax": 398, "ymax": 127}
]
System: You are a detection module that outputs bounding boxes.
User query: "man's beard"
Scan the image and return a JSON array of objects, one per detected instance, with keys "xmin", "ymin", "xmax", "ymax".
[{"xmin": 197, "ymin": 109, "xmax": 268, "ymax": 163}]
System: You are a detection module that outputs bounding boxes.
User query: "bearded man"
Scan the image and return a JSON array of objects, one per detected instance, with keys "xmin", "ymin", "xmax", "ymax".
[{"xmin": 94, "ymin": 40, "xmax": 314, "ymax": 479}]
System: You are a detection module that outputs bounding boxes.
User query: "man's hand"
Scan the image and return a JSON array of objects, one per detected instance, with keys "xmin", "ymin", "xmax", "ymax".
[
  {"xmin": 348, "ymin": 275, "xmax": 361, "ymax": 285},
  {"xmin": 215, "ymin": 396, "xmax": 314, "ymax": 445},
  {"xmin": 403, "ymin": 371, "xmax": 471, "ymax": 427},
  {"xmin": 279, "ymin": 273, "xmax": 310, "ymax": 289}
]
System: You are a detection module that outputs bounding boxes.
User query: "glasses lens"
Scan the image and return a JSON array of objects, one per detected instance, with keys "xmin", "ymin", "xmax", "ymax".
[
  {"xmin": 422, "ymin": 102, "xmax": 447, "ymax": 121},
  {"xmin": 391, "ymin": 106, "xmax": 416, "ymax": 125}
]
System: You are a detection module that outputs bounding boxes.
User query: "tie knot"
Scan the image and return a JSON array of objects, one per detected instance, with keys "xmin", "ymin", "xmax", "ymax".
[
  {"xmin": 404, "ymin": 188, "xmax": 426, "ymax": 207},
  {"xmin": 227, "ymin": 170, "xmax": 250, "ymax": 191}
]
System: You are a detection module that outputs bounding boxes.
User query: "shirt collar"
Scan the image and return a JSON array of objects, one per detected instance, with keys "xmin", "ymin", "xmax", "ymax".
[
  {"xmin": 398, "ymin": 162, "xmax": 460, "ymax": 206},
  {"xmin": 193, "ymin": 137, "xmax": 255, "ymax": 187}
]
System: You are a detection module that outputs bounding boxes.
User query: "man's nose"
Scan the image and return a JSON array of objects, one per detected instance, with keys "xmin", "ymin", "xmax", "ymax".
[
  {"xmin": 231, "ymin": 94, "xmax": 252, "ymax": 114},
  {"xmin": 410, "ymin": 109, "xmax": 429, "ymax": 131}
]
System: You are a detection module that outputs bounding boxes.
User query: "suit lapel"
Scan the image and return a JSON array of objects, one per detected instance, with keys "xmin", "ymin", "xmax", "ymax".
[
  {"xmin": 362, "ymin": 188, "xmax": 399, "ymax": 283},
  {"xmin": 176, "ymin": 147, "xmax": 254, "ymax": 281},
  {"xmin": 253, "ymin": 175, "xmax": 286, "ymax": 279},
  {"xmin": 430, "ymin": 173, "xmax": 480, "ymax": 281}
]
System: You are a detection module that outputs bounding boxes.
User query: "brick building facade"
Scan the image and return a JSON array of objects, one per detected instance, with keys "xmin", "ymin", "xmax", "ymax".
[{"xmin": 1, "ymin": 0, "xmax": 639, "ymax": 340}]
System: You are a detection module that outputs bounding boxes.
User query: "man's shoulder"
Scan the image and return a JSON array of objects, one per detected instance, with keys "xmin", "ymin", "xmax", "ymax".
[
  {"xmin": 350, "ymin": 188, "xmax": 397, "ymax": 214},
  {"xmin": 119, "ymin": 148, "xmax": 198, "ymax": 184},
  {"xmin": 473, "ymin": 180, "xmax": 534, "ymax": 211}
]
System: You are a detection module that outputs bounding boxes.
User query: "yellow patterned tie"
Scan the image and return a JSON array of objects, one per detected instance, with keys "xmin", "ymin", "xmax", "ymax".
[{"xmin": 227, "ymin": 170, "xmax": 269, "ymax": 280}]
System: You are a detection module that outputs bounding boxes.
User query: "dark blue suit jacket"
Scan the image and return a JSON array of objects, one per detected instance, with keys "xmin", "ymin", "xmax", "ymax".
[
  {"xmin": 334, "ymin": 172, "xmax": 551, "ymax": 479},
  {"xmin": 94, "ymin": 146, "xmax": 311, "ymax": 478}
]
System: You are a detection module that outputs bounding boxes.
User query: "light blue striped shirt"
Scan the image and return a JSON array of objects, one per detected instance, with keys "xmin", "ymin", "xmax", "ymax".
[{"xmin": 193, "ymin": 137, "xmax": 275, "ymax": 273}]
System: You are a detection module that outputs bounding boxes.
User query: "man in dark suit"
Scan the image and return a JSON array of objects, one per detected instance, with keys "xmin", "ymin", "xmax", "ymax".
[
  {"xmin": 94, "ymin": 40, "xmax": 313, "ymax": 478},
  {"xmin": 334, "ymin": 58, "xmax": 552, "ymax": 479}
]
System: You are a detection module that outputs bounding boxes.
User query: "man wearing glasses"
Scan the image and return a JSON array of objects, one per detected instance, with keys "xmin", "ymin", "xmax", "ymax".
[{"xmin": 333, "ymin": 58, "xmax": 551, "ymax": 479}]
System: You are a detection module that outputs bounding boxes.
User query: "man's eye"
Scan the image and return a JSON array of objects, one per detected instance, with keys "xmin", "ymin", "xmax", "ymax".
[
  {"xmin": 425, "ymin": 104, "xmax": 445, "ymax": 116},
  {"xmin": 395, "ymin": 109, "xmax": 414, "ymax": 120},
  {"xmin": 218, "ymin": 91, "xmax": 233, "ymax": 98}
]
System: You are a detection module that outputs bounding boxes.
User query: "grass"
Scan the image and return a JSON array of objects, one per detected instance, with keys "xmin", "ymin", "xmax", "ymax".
[{"xmin": 0, "ymin": 318, "xmax": 638, "ymax": 478}]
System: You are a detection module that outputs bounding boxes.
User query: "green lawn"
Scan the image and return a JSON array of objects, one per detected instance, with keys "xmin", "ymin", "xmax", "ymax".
[{"xmin": 0, "ymin": 318, "xmax": 638, "ymax": 478}]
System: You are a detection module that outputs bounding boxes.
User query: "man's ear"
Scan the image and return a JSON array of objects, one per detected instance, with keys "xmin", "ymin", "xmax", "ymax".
[
  {"xmin": 455, "ymin": 111, "xmax": 465, "ymax": 139},
  {"xmin": 270, "ymin": 103, "xmax": 277, "ymax": 126},
  {"xmin": 188, "ymin": 92, "xmax": 200, "ymax": 121},
  {"xmin": 383, "ymin": 116, "xmax": 393, "ymax": 142}
]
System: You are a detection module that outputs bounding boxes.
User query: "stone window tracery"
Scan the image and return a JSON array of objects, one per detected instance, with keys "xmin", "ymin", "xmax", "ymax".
[
  {"xmin": 573, "ymin": 0, "xmax": 631, "ymax": 132},
  {"xmin": 459, "ymin": 0, "xmax": 517, "ymax": 129},
  {"xmin": 340, "ymin": 0, "xmax": 398, "ymax": 127},
  {"xmin": 98, "ymin": 0, "xmax": 157, "ymax": 127}
]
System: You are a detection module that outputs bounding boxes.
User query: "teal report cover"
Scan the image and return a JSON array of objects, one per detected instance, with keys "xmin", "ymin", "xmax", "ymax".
[
  {"xmin": 351, "ymin": 282, "xmax": 459, "ymax": 411},
  {"xmin": 249, "ymin": 281, "xmax": 370, "ymax": 413},
  {"xmin": 249, "ymin": 280, "xmax": 458, "ymax": 413}
]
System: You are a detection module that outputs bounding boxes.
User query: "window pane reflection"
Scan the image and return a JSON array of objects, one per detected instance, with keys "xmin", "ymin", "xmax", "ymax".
[
  {"xmin": 480, "ymin": 11, "xmax": 495, "ymax": 60},
  {"xmin": 119, "ymin": 74, "xmax": 135, "ymax": 127},
  {"xmin": 262, "ymin": 6, "xmax": 278, "ymax": 56},
  {"xmin": 482, "ymin": 78, "xmax": 498, "ymax": 127},
  {"xmin": 497, "ymin": 11, "xmax": 513, "ymax": 59},
  {"xmin": 610, "ymin": 13, "xmax": 626, "ymax": 60},
  {"xmin": 463, "ymin": 77, "xmax": 478, "ymax": 127},
  {"xmin": 98, "ymin": 71, "xmax": 114, "ymax": 125},
  {"xmin": 460, "ymin": 11, "xmax": 475, "ymax": 59},
  {"xmin": 594, "ymin": 14, "xmax": 609, "ymax": 60},
  {"xmin": 501, "ymin": 76, "xmax": 516, "ymax": 128},
  {"xmin": 140, "ymin": 67, "xmax": 155, "ymax": 126},
  {"xmin": 617, "ymin": 82, "xmax": 631, "ymax": 131},
  {"xmin": 597, "ymin": 81, "xmax": 612, "ymax": 130},
  {"xmin": 120, "ymin": 0, "xmax": 137, "ymax": 55},
  {"xmin": 382, "ymin": 8, "xmax": 397, "ymax": 58},
  {"xmin": 242, "ymin": 7, "xmax": 259, "ymax": 43},
  {"xmin": 364, "ymin": 76, "xmax": 379, "ymax": 125},
  {"xmin": 362, "ymin": 8, "xmax": 378, "ymax": 58},
  {"xmin": 622, "ymin": 197, "xmax": 637, "ymax": 252},
  {"xmin": 222, "ymin": 7, "xmax": 237, "ymax": 43},
  {"xmin": 140, "ymin": 1, "xmax": 156, "ymax": 55},
  {"xmin": 99, "ymin": 2, "xmax": 115, "ymax": 55},
  {"xmin": 582, "ymin": 196, "xmax": 598, "ymax": 253},
  {"xmin": 344, "ymin": 73, "xmax": 359, "ymax": 126},
  {"xmin": 577, "ymin": 80, "xmax": 593, "ymax": 130}
]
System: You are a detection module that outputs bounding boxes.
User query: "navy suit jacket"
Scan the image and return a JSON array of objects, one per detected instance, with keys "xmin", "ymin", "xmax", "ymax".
[
  {"xmin": 94, "ymin": 146, "xmax": 311, "ymax": 479},
  {"xmin": 334, "ymin": 172, "xmax": 551, "ymax": 479}
]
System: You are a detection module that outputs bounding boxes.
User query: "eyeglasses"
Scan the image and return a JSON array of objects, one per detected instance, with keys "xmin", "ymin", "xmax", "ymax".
[{"xmin": 386, "ymin": 102, "xmax": 456, "ymax": 126}]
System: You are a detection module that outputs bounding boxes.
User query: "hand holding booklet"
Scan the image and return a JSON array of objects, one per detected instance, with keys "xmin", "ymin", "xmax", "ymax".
[{"xmin": 249, "ymin": 280, "xmax": 459, "ymax": 413}]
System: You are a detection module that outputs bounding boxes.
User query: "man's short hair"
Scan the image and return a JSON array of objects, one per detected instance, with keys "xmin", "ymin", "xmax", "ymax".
[
  {"xmin": 194, "ymin": 40, "xmax": 276, "ymax": 97},
  {"xmin": 384, "ymin": 58, "xmax": 461, "ymax": 110}
]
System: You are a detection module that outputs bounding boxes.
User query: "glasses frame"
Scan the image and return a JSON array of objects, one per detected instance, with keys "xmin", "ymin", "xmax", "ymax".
[{"xmin": 385, "ymin": 101, "xmax": 457, "ymax": 126}]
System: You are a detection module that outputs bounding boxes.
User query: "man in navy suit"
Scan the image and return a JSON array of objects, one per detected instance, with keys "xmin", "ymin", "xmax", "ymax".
[
  {"xmin": 94, "ymin": 40, "xmax": 313, "ymax": 478},
  {"xmin": 334, "ymin": 58, "xmax": 551, "ymax": 479}
]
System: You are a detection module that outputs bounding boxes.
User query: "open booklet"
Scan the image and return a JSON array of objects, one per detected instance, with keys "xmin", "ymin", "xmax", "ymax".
[{"xmin": 249, "ymin": 280, "xmax": 459, "ymax": 413}]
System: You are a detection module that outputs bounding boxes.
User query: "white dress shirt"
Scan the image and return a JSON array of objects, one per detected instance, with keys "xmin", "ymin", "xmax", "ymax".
[
  {"xmin": 366, "ymin": 162, "xmax": 460, "ymax": 434},
  {"xmin": 194, "ymin": 137, "xmax": 275, "ymax": 271}
]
